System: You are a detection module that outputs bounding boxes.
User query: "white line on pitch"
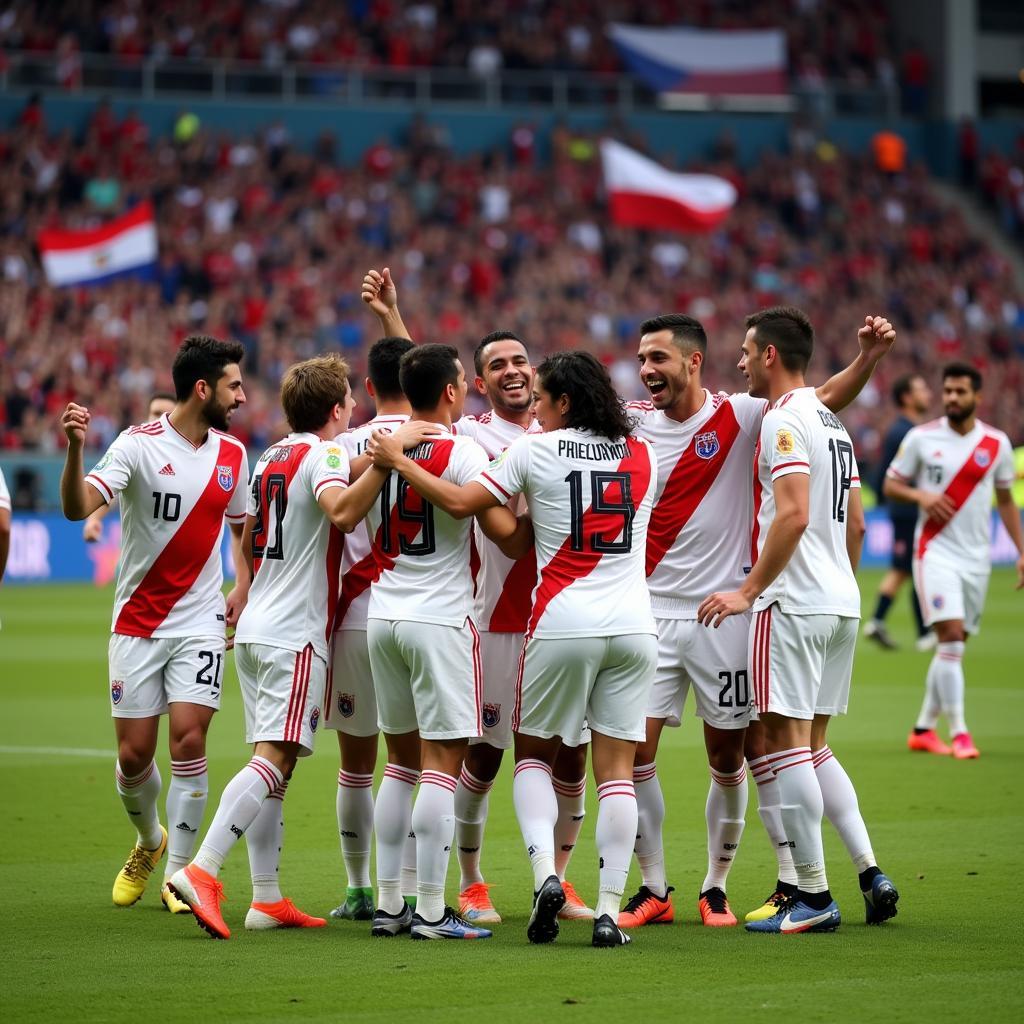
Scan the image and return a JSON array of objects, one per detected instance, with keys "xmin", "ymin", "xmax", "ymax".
[{"xmin": 0, "ymin": 745, "xmax": 112, "ymax": 758}]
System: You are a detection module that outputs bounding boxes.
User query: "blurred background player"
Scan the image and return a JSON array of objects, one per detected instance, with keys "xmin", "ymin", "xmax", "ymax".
[
  {"xmin": 59, "ymin": 336, "xmax": 250, "ymax": 913},
  {"xmin": 885, "ymin": 364, "xmax": 1023, "ymax": 759},
  {"xmin": 0, "ymin": 468, "xmax": 10, "ymax": 609},
  {"xmin": 700, "ymin": 307, "xmax": 898, "ymax": 934},
  {"xmin": 82, "ymin": 393, "xmax": 176, "ymax": 543},
  {"xmin": 864, "ymin": 375, "xmax": 934, "ymax": 651},
  {"xmin": 169, "ymin": 355, "xmax": 391, "ymax": 939}
]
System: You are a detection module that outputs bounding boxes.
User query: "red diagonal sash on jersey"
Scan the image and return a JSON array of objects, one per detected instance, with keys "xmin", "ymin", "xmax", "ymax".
[
  {"xmin": 115, "ymin": 437, "xmax": 243, "ymax": 637},
  {"xmin": 526, "ymin": 438, "xmax": 653, "ymax": 637},
  {"xmin": 645, "ymin": 401, "xmax": 741, "ymax": 577},
  {"xmin": 916, "ymin": 433, "xmax": 1001, "ymax": 559},
  {"xmin": 489, "ymin": 546, "xmax": 538, "ymax": 631},
  {"xmin": 251, "ymin": 442, "xmax": 311, "ymax": 575}
]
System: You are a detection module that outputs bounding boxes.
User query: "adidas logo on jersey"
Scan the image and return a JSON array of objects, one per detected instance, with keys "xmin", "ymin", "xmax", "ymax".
[{"xmin": 159, "ymin": 463, "xmax": 176, "ymax": 476}]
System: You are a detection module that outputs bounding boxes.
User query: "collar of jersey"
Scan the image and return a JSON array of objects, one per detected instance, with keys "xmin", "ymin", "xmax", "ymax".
[{"xmin": 163, "ymin": 412, "xmax": 211, "ymax": 452}]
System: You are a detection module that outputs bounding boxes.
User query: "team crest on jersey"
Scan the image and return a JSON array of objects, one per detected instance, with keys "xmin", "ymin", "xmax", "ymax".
[
  {"xmin": 974, "ymin": 449, "xmax": 991, "ymax": 468},
  {"xmin": 111, "ymin": 680, "xmax": 124, "ymax": 705},
  {"xmin": 216, "ymin": 464, "xmax": 234, "ymax": 491},
  {"xmin": 482, "ymin": 703, "xmax": 501, "ymax": 728},
  {"xmin": 309, "ymin": 707, "xmax": 320, "ymax": 733},
  {"xmin": 932, "ymin": 595, "xmax": 945, "ymax": 610},
  {"xmin": 694, "ymin": 431, "xmax": 720, "ymax": 460},
  {"xmin": 775, "ymin": 429, "xmax": 795, "ymax": 455},
  {"xmin": 338, "ymin": 693, "xmax": 355, "ymax": 718}
]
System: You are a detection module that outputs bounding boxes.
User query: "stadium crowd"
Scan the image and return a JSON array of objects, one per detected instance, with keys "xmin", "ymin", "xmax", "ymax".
[{"xmin": 2, "ymin": 98, "xmax": 1022, "ymax": 467}]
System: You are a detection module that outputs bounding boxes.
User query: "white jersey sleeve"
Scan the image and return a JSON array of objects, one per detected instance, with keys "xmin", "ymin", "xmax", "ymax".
[
  {"xmin": 450, "ymin": 440, "xmax": 489, "ymax": 486},
  {"xmin": 86, "ymin": 431, "xmax": 139, "ymax": 504},
  {"xmin": 0, "ymin": 467, "xmax": 10, "ymax": 511},
  {"xmin": 762, "ymin": 405, "xmax": 812, "ymax": 482},
  {"xmin": 478, "ymin": 434, "xmax": 531, "ymax": 500},
  {"xmin": 995, "ymin": 434, "xmax": 1016, "ymax": 489},
  {"xmin": 885, "ymin": 429, "xmax": 923, "ymax": 486}
]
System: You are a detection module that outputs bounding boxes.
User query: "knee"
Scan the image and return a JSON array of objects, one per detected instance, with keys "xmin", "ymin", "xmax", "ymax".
[
  {"xmin": 169, "ymin": 725, "xmax": 206, "ymax": 762},
  {"xmin": 117, "ymin": 741, "xmax": 153, "ymax": 776}
]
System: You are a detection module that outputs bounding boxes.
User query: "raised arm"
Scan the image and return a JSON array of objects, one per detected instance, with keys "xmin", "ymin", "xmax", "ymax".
[
  {"xmin": 815, "ymin": 315, "xmax": 896, "ymax": 413},
  {"xmin": 60, "ymin": 403, "xmax": 110, "ymax": 521},
  {"xmin": 362, "ymin": 267, "xmax": 413, "ymax": 342}
]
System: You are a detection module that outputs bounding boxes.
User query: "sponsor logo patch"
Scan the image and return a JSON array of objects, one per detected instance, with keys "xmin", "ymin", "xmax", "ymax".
[
  {"xmin": 217, "ymin": 464, "xmax": 234, "ymax": 491},
  {"xmin": 94, "ymin": 451, "xmax": 114, "ymax": 472},
  {"xmin": 326, "ymin": 454, "xmax": 341, "ymax": 469},
  {"xmin": 694, "ymin": 430, "xmax": 720, "ymax": 460},
  {"xmin": 775, "ymin": 429, "xmax": 795, "ymax": 455},
  {"xmin": 338, "ymin": 693, "xmax": 355, "ymax": 718}
]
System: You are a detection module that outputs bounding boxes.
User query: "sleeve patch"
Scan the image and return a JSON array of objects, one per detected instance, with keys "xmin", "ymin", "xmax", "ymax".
[{"xmin": 775, "ymin": 429, "xmax": 795, "ymax": 455}]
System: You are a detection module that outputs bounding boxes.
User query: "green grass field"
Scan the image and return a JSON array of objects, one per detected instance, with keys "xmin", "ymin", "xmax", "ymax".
[{"xmin": 2, "ymin": 570, "xmax": 1023, "ymax": 1023}]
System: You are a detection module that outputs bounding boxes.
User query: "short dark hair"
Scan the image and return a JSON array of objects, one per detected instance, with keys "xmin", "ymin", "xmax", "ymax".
[
  {"xmin": 148, "ymin": 391, "xmax": 175, "ymax": 405},
  {"xmin": 171, "ymin": 335, "xmax": 245, "ymax": 402},
  {"xmin": 942, "ymin": 362, "xmax": 982, "ymax": 391},
  {"xmin": 368, "ymin": 337, "xmax": 415, "ymax": 400},
  {"xmin": 535, "ymin": 351, "xmax": 633, "ymax": 441},
  {"xmin": 639, "ymin": 313, "xmax": 707, "ymax": 355},
  {"xmin": 745, "ymin": 306, "xmax": 814, "ymax": 373},
  {"xmin": 399, "ymin": 344, "xmax": 460, "ymax": 411},
  {"xmin": 280, "ymin": 354, "xmax": 350, "ymax": 433},
  {"xmin": 474, "ymin": 331, "xmax": 526, "ymax": 376},
  {"xmin": 891, "ymin": 374, "xmax": 921, "ymax": 408}
]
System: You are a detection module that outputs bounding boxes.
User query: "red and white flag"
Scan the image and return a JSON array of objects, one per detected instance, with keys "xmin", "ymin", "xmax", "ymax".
[{"xmin": 600, "ymin": 139, "xmax": 737, "ymax": 234}]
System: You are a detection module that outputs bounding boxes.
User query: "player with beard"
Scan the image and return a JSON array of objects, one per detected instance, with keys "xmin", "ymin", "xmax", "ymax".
[
  {"xmin": 885, "ymin": 363, "xmax": 1023, "ymax": 758},
  {"xmin": 60, "ymin": 336, "xmax": 250, "ymax": 914},
  {"xmin": 362, "ymin": 270, "xmax": 595, "ymax": 924}
]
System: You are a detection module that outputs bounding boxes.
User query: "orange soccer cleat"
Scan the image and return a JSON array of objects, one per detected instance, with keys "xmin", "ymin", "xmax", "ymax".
[
  {"xmin": 458, "ymin": 882, "xmax": 502, "ymax": 924},
  {"xmin": 698, "ymin": 887, "xmax": 738, "ymax": 927},
  {"xmin": 907, "ymin": 729, "xmax": 952, "ymax": 756},
  {"xmin": 951, "ymin": 732, "xmax": 980, "ymax": 759},
  {"xmin": 617, "ymin": 885, "xmax": 675, "ymax": 928},
  {"xmin": 167, "ymin": 864, "xmax": 230, "ymax": 939},
  {"xmin": 245, "ymin": 898, "xmax": 327, "ymax": 930},
  {"xmin": 557, "ymin": 880, "xmax": 594, "ymax": 920}
]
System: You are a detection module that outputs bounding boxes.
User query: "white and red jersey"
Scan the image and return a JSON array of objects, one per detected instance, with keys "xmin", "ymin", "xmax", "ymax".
[
  {"xmin": 886, "ymin": 417, "xmax": 1014, "ymax": 569},
  {"xmin": 752, "ymin": 387, "xmax": 861, "ymax": 617},
  {"xmin": 85, "ymin": 413, "xmax": 248, "ymax": 639},
  {"xmin": 455, "ymin": 410, "xmax": 541, "ymax": 633},
  {"xmin": 333, "ymin": 414, "xmax": 410, "ymax": 632},
  {"xmin": 476, "ymin": 428, "xmax": 658, "ymax": 639},
  {"xmin": 234, "ymin": 434, "xmax": 348, "ymax": 659},
  {"xmin": 0, "ymin": 467, "xmax": 10, "ymax": 512},
  {"xmin": 629, "ymin": 390, "xmax": 767, "ymax": 618},
  {"xmin": 366, "ymin": 427, "xmax": 489, "ymax": 627}
]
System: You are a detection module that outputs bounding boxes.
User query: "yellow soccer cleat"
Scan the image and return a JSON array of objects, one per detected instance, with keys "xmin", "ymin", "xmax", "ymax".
[
  {"xmin": 112, "ymin": 826, "xmax": 167, "ymax": 907},
  {"xmin": 161, "ymin": 883, "xmax": 193, "ymax": 914},
  {"xmin": 744, "ymin": 883, "xmax": 797, "ymax": 923}
]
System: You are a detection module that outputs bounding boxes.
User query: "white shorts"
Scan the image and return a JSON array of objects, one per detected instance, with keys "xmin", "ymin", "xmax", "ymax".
[
  {"xmin": 367, "ymin": 618, "xmax": 482, "ymax": 741},
  {"xmin": 913, "ymin": 557, "xmax": 988, "ymax": 634},
  {"xmin": 470, "ymin": 631, "xmax": 521, "ymax": 750},
  {"xmin": 514, "ymin": 633, "xmax": 658, "ymax": 743},
  {"xmin": 324, "ymin": 629, "xmax": 378, "ymax": 736},
  {"xmin": 648, "ymin": 614, "xmax": 752, "ymax": 731},
  {"xmin": 108, "ymin": 633, "xmax": 225, "ymax": 718},
  {"xmin": 749, "ymin": 606, "xmax": 857, "ymax": 720},
  {"xmin": 235, "ymin": 642, "xmax": 326, "ymax": 757}
]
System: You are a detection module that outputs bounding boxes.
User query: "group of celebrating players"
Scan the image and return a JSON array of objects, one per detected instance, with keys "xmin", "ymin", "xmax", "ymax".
[{"xmin": 58, "ymin": 264, "xmax": 1023, "ymax": 946}]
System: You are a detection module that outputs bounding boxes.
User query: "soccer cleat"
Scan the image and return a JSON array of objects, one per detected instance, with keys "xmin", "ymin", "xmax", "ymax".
[
  {"xmin": 330, "ymin": 886, "xmax": 375, "ymax": 920},
  {"xmin": 698, "ymin": 887, "xmax": 737, "ymax": 927},
  {"xmin": 952, "ymin": 732, "xmax": 980, "ymax": 759},
  {"xmin": 617, "ymin": 885, "xmax": 675, "ymax": 928},
  {"xmin": 167, "ymin": 864, "xmax": 230, "ymax": 940},
  {"xmin": 915, "ymin": 632, "xmax": 938, "ymax": 652},
  {"xmin": 592, "ymin": 913, "xmax": 632, "ymax": 947},
  {"xmin": 161, "ymin": 883, "xmax": 192, "ymax": 914},
  {"xmin": 863, "ymin": 619, "xmax": 898, "ymax": 650},
  {"xmin": 112, "ymin": 826, "xmax": 167, "ymax": 907},
  {"xmin": 458, "ymin": 882, "xmax": 502, "ymax": 924},
  {"xmin": 744, "ymin": 883, "xmax": 798, "ymax": 923},
  {"xmin": 745, "ymin": 897, "xmax": 841, "ymax": 934},
  {"xmin": 862, "ymin": 873, "xmax": 899, "ymax": 925},
  {"xmin": 527, "ymin": 875, "xmax": 565, "ymax": 944},
  {"xmin": 907, "ymin": 729, "xmax": 952, "ymax": 755},
  {"xmin": 557, "ymin": 880, "xmax": 594, "ymax": 920},
  {"xmin": 370, "ymin": 903, "xmax": 414, "ymax": 937},
  {"xmin": 410, "ymin": 906, "xmax": 493, "ymax": 940},
  {"xmin": 245, "ymin": 898, "xmax": 327, "ymax": 930}
]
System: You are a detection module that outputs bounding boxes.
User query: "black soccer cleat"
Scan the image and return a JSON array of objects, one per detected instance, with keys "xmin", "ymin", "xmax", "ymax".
[
  {"xmin": 592, "ymin": 913, "xmax": 632, "ymax": 948},
  {"xmin": 526, "ymin": 875, "xmax": 565, "ymax": 945},
  {"xmin": 370, "ymin": 902, "xmax": 414, "ymax": 937},
  {"xmin": 862, "ymin": 872, "xmax": 899, "ymax": 925}
]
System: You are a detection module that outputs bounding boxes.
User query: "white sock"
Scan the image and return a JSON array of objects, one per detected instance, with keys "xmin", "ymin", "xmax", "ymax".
[
  {"xmin": 374, "ymin": 764, "xmax": 418, "ymax": 914},
  {"xmin": 412, "ymin": 770, "xmax": 458, "ymax": 923},
  {"xmin": 247, "ymin": 780, "xmax": 287, "ymax": 903},
  {"xmin": 337, "ymin": 770, "xmax": 374, "ymax": 890},
  {"xmin": 512, "ymin": 759, "xmax": 557, "ymax": 890},
  {"xmin": 702, "ymin": 764, "xmax": 747, "ymax": 893},
  {"xmin": 813, "ymin": 747, "xmax": 876, "ymax": 873},
  {"xmin": 193, "ymin": 756, "xmax": 283, "ymax": 877},
  {"xmin": 914, "ymin": 657, "xmax": 942, "ymax": 731},
  {"xmin": 455, "ymin": 765, "xmax": 493, "ymax": 890},
  {"xmin": 748, "ymin": 754, "xmax": 798, "ymax": 887},
  {"xmin": 934, "ymin": 641, "xmax": 968, "ymax": 735},
  {"xmin": 773, "ymin": 748, "xmax": 828, "ymax": 895},
  {"xmin": 595, "ymin": 779, "xmax": 637, "ymax": 920},
  {"xmin": 165, "ymin": 757, "xmax": 208, "ymax": 878},
  {"xmin": 552, "ymin": 775, "xmax": 586, "ymax": 881},
  {"xmin": 402, "ymin": 829, "xmax": 418, "ymax": 903},
  {"xmin": 632, "ymin": 762, "xmax": 667, "ymax": 897},
  {"xmin": 115, "ymin": 760, "xmax": 164, "ymax": 850}
]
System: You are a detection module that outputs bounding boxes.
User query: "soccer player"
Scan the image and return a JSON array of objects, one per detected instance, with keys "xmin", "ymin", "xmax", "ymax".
[
  {"xmin": 364, "ymin": 343, "xmax": 529, "ymax": 941},
  {"xmin": 82, "ymin": 393, "xmax": 177, "ymax": 543},
  {"xmin": 698, "ymin": 306, "xmax": 899, "ymax": 933},
  {"xmin": 168, "ymin": 354, "xmax": 393, "ymax": 939},
  {"xmin": 863, "ymin": 375, "xmax": 934, "ymax": 651},
  {"xmin": 324, "ymin": 334, "xmax": 415, "ymax": 922},
  {"xmin": 370, "ymin": 351, "xmax": 658, "ymax": 949},
  {"xmin": 623, "ymin": 312, "xmax": 897, "ymax": 929},
  {"xmin": 60, "ymin": 336, "xmax": 250, "ymax": 913},
  {"xmin": 884, "ymin": 363, "xmax": 1023, "ymax": 758}
]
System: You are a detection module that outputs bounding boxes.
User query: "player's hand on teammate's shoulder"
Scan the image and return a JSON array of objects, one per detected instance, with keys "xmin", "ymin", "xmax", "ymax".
[
  {"xmin": 696, "ymin": 589, "xmax": 753, "ymax": 628},
  {"xmin": 367, "ymin": 429, "xmax": 403, "ymax": 468},
  {"xmin": 393, "ymin": 420, "xmax": 443, "ymax": 450},
  {"xmin": 857, "ymin": 315, "xmax": 897, "ymax": 360},
  {"xmin": 361, "ymin": 266, "xmax": 398, "ymax": 317},
  {"xmin": 61, "ymin": 402, "xmax": 91, "ymax": 444}
]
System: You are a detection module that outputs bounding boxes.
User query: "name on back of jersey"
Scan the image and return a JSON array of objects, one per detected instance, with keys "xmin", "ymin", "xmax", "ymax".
[{"xmin": 558, "ymin": 438, "xmax": 629, "ymax": 461}]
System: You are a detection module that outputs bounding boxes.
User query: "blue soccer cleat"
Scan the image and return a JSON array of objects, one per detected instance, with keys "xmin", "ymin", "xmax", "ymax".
[
  {"xmin": 862, "ymin": 873, "xmax": 899, "ymax": 925},
  {"xmin": 410, "ymin": 906, "xmax": 492, "ymax": 940},
  {"xmin": 745, "ymin": 897, "xmax": 841, "ymax": 934}
]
